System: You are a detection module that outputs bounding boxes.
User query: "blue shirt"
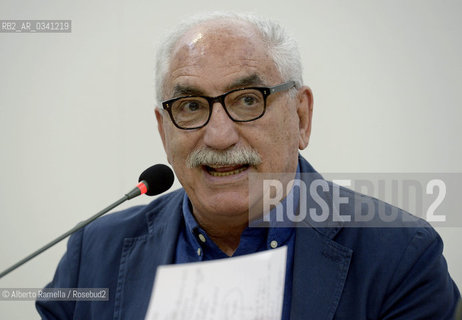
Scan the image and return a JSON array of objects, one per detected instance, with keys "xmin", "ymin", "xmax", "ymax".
[{"xmin": 174, "ymin": 167, "xmax": 301, "ymax": 320}]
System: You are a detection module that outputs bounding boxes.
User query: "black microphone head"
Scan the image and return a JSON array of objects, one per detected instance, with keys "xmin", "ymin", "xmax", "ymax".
[{"xmin": 138, "ymin": 164, "xmax": 174, "ymax": 196}]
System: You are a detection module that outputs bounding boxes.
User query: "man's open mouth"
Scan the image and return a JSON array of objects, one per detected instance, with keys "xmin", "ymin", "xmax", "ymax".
[{"xmin": 203, "ymin": 164, "xmax": 249, "ymax": 177}]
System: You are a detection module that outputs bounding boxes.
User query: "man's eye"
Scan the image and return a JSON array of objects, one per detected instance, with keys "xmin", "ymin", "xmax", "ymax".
[
  {"xmin": 179, "ymin": 100, "xmax": 202, "ymax": 112},
  {"xmin": 240, "ymin": 95, "xmax": 259, "ymax": 106}
]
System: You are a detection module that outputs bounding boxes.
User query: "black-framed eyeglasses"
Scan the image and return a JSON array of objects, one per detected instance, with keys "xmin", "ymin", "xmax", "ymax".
[{"xmin": 161, "ymin": 80, "xmax": 296, "ymax": 130}]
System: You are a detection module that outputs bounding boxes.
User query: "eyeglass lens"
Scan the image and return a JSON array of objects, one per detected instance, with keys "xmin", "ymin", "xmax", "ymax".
[{"xmin": 171, "ymin": 89, "xmax": 265, "ymax": 128}]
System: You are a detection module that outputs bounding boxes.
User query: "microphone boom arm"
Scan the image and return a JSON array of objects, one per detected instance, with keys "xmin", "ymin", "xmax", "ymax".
[{"xmin": 0, "ymin": 184, "xmax": 144, "ymax": 279}]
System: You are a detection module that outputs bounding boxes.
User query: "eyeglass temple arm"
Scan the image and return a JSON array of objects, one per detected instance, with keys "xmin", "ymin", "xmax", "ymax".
[{"xmin": 270, "ymin": 81, "xmax": 296, "ymax": 94}]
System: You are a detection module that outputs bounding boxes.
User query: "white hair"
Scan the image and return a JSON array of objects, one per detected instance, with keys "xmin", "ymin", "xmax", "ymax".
[{"xmin": 154, "ymin": 12, "xmax": 304, "ymax": 106}]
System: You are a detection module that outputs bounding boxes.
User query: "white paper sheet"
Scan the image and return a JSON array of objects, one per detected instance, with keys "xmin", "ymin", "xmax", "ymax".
[{"xmin": 144, "ymin": 246, "xmax": 287, "ymax": 320}]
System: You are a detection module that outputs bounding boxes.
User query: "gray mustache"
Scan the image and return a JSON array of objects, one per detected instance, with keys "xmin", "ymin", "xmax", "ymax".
[{"xmin": 186, "ymin": 146, "xmax": 262, "ymax": 168}]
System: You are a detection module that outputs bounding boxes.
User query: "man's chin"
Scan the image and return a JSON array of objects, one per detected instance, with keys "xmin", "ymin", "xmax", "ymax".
[{"xmin": 200, "ymin": 199, "xmax": 250, "ymax": 218}]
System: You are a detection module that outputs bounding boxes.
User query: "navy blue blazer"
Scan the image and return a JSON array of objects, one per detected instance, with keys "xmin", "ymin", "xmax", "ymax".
[{"xmin": 36, "ymin": 157, "xmax": 460, "ymax": 319}]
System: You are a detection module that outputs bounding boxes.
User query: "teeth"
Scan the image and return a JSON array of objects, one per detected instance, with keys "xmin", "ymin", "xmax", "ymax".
[{"xmin": 208, "ymin": 166, "xmax": 247, "ymax": 177}]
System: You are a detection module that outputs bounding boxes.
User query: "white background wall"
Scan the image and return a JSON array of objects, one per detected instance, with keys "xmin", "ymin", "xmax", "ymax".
[{"xmin": 1, "ymin": 0, "xmax": 461, "ymax": 318}]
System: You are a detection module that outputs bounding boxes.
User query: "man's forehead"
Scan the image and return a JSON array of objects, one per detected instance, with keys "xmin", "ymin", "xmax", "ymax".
[
  {"xmin": 169, "ymin": 20, "xmax": 268, "ymax": 65},
  {"xmin": 165, "ymin": 42, "xmax": 277, "ymax": 96},
  {"xmin": 163, "ymin": 20, "xmax": 282, "ymax": 100}
]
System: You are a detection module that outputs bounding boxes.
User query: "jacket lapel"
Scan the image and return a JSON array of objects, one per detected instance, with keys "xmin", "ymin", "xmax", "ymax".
[
  {"xmin": 290, "ymin": 155, "xmax": 353, "ymax": 319},
  {"xmin": 113, "ymin": 191, "xmax": 184, "ymax": 320},
  {"xmin": 291, "ymin": 226, "xmax": 352, "ymax": 319}
]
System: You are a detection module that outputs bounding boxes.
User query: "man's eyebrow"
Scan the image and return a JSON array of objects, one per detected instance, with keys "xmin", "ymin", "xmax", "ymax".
[
  {"xmin": 171, "ymin": 85, "xmax": 205, "ymax": 98},
  {"xmin": 170, "ymin": 74, "xmax": 265, "ymax": 99},
  {"xmin": 225, "ymin": 74, "xmax": 265, "ymax": 91}
]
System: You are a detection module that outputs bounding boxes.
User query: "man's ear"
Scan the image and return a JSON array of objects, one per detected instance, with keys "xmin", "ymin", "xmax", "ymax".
[
  {"xmin": 296, "ymin": 86, "xmax": 314, "ymax": 150},
  {"xmin": 155, "ymin": 108, "xmax": 168, "ymax": 151}
]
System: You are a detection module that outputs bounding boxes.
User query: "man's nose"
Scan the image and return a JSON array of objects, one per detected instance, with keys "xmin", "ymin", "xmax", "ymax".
[{"xmin": 203, "ymin": 102, "xmax": 239, "ymax": 150}]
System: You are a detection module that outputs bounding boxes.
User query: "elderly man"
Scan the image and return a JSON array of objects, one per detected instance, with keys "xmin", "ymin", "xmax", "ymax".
[{"xmin": 37, "ymin": 12, "xmax": 459, "ymax": 319}]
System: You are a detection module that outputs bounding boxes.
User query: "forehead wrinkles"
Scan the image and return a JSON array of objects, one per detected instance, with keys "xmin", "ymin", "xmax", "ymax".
[{"xmin": 171, "ymin": 31, "xmax": 269, "ymax": 70}]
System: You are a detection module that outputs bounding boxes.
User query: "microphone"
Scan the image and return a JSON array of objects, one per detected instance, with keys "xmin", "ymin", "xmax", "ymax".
[
  {"xmin": 0, "ymin": 164, "xmax": 174, "ymax": 279},
  {"xmin": 140, "ymin": 164, "xmax": 175, "ymax": 196},
  {"xmin": 126, "ymin": 164, "xmax": 175, "ymax": 199}
]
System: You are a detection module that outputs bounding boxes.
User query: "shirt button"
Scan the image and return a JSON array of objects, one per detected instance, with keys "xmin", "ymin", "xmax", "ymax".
[
  {"xmin": 270, "ymin": 240, "xmax": 278, "ymax": 249},
  {"xmin": 198, "ymin": 233, "xmax": 206, "ymax": 243},
  {"xmin": 197, "ymin": 247, "xmax": 202, "ymax": 256}
]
